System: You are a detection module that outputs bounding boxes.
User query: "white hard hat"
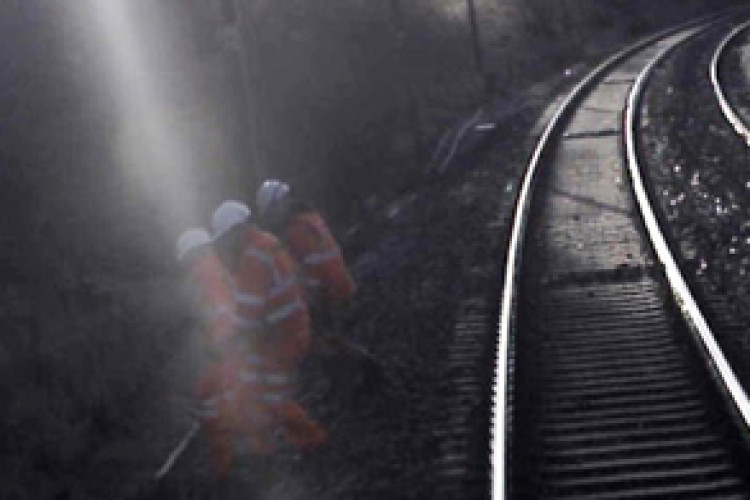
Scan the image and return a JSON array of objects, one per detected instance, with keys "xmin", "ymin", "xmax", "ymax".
[
  {"xmin": 211, "ymin": 200, "xmax": 251, "ymax": 240},
  {"xmin": 176, "ymin": 228, "xmax": 211, "ymax": 261},
  {"xmin": 256, "ymin": 179, "xmax": 290, "ymax": 216}
]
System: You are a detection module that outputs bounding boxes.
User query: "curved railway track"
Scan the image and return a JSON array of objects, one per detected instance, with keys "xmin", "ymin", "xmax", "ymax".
[
  {"xmin": 493, "ymin": 15, "xmax": 750, "ymax": 499},
  {"xmin": 711, "ymin": 19, "xmax": 750, "ymax": 144},
  {"xmin": 639, "ymin": 7, "xmax": 750, "ymax": 408}
]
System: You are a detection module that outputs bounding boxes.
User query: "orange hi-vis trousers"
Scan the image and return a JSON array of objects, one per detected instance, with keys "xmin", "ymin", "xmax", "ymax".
[
  {"xmin": 197, "ymin": 359, "xmax": 243, "ymax": 477},
  {"xmin": 198, "ymin": 353, "xmax": 326, "ymax": 477},
  {"xmin": 236, "ymin": 351, "xmax": 327, "ymax": 453}
]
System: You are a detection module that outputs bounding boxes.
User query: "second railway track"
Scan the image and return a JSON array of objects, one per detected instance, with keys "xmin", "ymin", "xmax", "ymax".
[{"xmin": 493, "ymin": 15, "xmax": 750, "ymax": 499}]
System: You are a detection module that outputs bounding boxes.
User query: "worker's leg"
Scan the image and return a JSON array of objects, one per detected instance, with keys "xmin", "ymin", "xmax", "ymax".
[
  {"xmin": 276, "ymin": 399, "xmax": 327, "ymax": 450},
  {"xmin": 202, "ymin": 419, "xmax": 235, "ymax": 478},
  {"xmin": 261, "ymin": 361, "xmax": 327, "ymax": 451},
  {"xmin": 197, "ymin": 364, "xmax": 237, "ymax": 478},
  {"xmin": 235, "ymin": 357, "xmax": 278, "ymax": 456}
]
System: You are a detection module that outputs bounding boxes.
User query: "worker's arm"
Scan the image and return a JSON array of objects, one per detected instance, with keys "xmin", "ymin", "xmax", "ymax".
[
  {"xmin": 187, "ymin": 253, "xmax": 237, "ymax": 362},
  {"xmin": 287, "ymin": 215, "xmax": 355, "ymax": 304},
  {"xmin": 234, "ymin": 244, "xmax": 273, "ymax": 332}
]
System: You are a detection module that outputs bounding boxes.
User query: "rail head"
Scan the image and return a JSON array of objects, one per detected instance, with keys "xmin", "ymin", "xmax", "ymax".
[
  {"xmin": 491, "ymin": 12, "xmax": 746, "ymax": 500},
  {"xmin": 625, "ymin": 22, "xmax": 750, "ymax": 435},
  {"xmin": 710, "ymin": 19, "xmax": 750, "ymax": 146}
]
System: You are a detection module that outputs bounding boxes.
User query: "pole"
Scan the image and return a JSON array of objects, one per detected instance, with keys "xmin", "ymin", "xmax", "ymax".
[
  {"xmin": 388, "ymin": 0, "xmax": 426, "ymax": 164},
  {"xmin": 466, "ymin": 0, "xmax": 494, "ymax": 97},
  {"xmin": 218, "ymin": 0, "xmax": 261, "ymax": 185},
  {"xmin": 154, "ymin": 421, "xmax": 201, "ymax": 480},
  {"xmin": 466, "ymin": 0, "xmax": 484, "ymax": 74},
  {"xmin": 232, "ymin": 0, "xmax": 262, "ymax": 179}
]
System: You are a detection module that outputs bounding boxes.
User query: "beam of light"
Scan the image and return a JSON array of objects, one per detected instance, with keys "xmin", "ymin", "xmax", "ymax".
[{"xmin": 81, "ymin": 0, "xmax": 203, "ymax": 237}]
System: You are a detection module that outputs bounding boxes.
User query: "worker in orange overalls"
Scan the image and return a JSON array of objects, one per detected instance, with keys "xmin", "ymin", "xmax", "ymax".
[
  {"xmin": 175, "ymin": 228, "xmax": 244, "ymax": 477},
  {"xmin": 254, "ymin": 180, "xmax": 384, "ymax": 392},
  {"xmin": 210, "ymin": 200, "xmax": 327, "ymax": 453},
  {"xmin": 255, "ymin": 179, "xmax": 355, "ymax": 306}
]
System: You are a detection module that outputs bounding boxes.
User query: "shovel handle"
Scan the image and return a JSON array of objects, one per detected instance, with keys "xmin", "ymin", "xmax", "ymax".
[{"xmin": 154, "ymin": 421, "xmax": 201, "ymax": 480}]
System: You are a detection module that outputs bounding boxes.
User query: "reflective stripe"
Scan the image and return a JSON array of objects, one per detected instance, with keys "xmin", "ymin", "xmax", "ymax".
[
  {"xmin": 244, "ymin": 247, "xmax": 274, "ymax": 265},
  {"xmin": 303, "ymin": 248, "xmax": 340, "ymax": 265},
  {"xmin": 197, "ymin": 390, "xmax": 232, "ymax": 418},
  {"xmin": 209, "ymin": 335, "xmax": 248, "ymax": 359},
  {"xmin": 222, "ymin": 335, "xmax": 249, "ymax": 352},
  {"xmin": 261, "ymin": 393, "xmax": 284, "ymax": 404},
  {"xmin": 303, "ymin": 277, "xmax": 321, "ymax": 288},
  {"xmin": 266, "ymin": 298, "xmax": 305, "ymax": 324},
  {"xmin": 235, "ymin": 316, "xmax": 263, "ymax": 332},
  {"xmin": 240, "ymin": 370, "xmax": 260, "ymax": 382},
  {"xmin": 198, "ymin": 406, "xmax": 218, "ymax": 418},
  {"xmin": 269, "ymin": 278, "xmax": 295, "ymax": 299},
  {"xmin": 264, "ymin": 373, "xmax": 290, "ymax": 385},
  {"xmin": 201, "ymin": 395, "xmax": 221, "ymax": 408},
  {"xmin": 211, "ymin": 304, "xmax": 231, "ymax": 315},
  {"xmin": 208, "ymin": 304, "xmax": 233, "ymax": 322},
  {"xmin": 245, "ymin": 246, "xmax": 282, "ymax": 284},
  {"xmin": 246, "ymin": 353, "xmax": 264, "ymax": 366},
  {"xmin": 235, "ymin": 292, "xmax": 265, "ymax": 307}
]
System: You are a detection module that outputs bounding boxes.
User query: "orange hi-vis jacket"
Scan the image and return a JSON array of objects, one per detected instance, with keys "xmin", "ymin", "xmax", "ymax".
[
  {"xmin": 188, "ymin": 249, "xmax": 237, "ymax": 358},
  {"xmin": 284, "ymin": 210, "xmax": 355, "ymax": 305},
  {"xmin": 231, "ymin": 227, "xmax": 326, "ymax": 453},
  {"xmin": 188, "ymin": 249, "xmax": 247, "ymax": 474},
  {"xmin": 234, "ymin": 352, "xmax": 326, "ymax": 454},
  {"xmin": 234, "ymin": 226, "xmax": 311, "ymax": 366}
]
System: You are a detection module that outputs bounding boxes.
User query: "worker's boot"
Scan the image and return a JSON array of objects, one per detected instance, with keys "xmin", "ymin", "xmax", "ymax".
[
  {"xmin": 277, "ymin": 402, "xmax": 327, "ymax": 451},
  {"xmin": 208, "ymin": 433, "xmax": 234, "ymax": 479},
  {"xmin": 246, "ymin": 429, "xmax": 275, "ymax": 456}
]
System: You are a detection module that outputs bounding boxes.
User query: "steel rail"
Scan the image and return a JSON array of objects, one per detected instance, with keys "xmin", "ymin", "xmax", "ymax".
[
  {"xmin": 626, "ymin": 21, "xmax": 750, "ymax": 434},
  {"xmin": 710, "ymin": 19, "xmax": 750, "ymax": 145},
  {"xmin": 491, "ymin": 13, "xmax": 744, "ymax": 500}
]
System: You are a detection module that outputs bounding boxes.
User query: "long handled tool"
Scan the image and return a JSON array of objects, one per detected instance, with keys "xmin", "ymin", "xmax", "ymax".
[
  {"xmin": 154, "ymin": 421, "xmax": 201, "ymax": 480},
  {"xmin": 316, "ymin": 335, "xmax": 392, "ymax": 393}
]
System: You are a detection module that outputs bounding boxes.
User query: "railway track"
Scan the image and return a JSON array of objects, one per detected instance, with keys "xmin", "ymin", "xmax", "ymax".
[
  {"xmin": 493, "ymin": 15, "xmax": 750, "ymax": 499},
  {"xmin": 711, "ymin": 19, "xmax": 750, "ymax": 144}
]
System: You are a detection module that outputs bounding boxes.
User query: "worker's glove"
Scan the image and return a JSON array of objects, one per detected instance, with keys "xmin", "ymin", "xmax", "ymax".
[
  {"xmin": 195, "ymin": 357, "xmax": 243, "ymax": 423},
  {"xmin": 195, "ymin": 395, "xmax": 220, "ymax": 420}
]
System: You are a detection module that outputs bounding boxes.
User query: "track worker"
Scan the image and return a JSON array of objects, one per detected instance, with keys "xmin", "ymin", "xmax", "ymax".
[
  {"xmin": 175, "ymin": 228, "xmax": 243, "ymax": 478},
  {"xmin": 255, "ymin": 180, "xmax": 384, "ymax": 392},
  {"xmin": 255, "ymin": 179, "xmax": 355, "ymax": 306},
  {"xmin": 210, "ymin": 200, "xmax": 327, "ymax": 453}
]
